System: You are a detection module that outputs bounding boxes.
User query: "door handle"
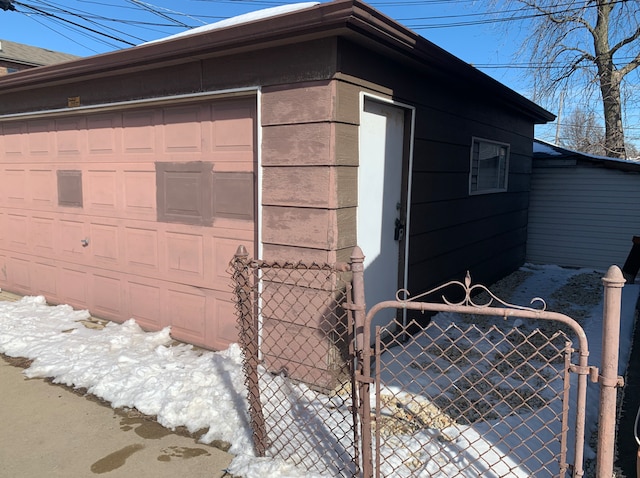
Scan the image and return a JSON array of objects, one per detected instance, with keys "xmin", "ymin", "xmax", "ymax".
[{"xmin": 394, "ymin": 218, "xmax": 405, "ymax": 241}]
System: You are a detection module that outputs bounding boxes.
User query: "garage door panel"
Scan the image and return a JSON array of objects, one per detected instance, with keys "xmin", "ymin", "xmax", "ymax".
[
  {"xmin": 2, "ymin": 122, "xmax": 25, "ymax": 157},
  {"xmin": 163, "ymin": 105, "xmax": 203, "ymax": 153},
  {"xmin": 123, "ymin": 110, "xmax": 157, "ymax": 153},
  {"xmin": 213, "ymin": 171, "xmax": 254, "ymax": 221},
  {"xmin": 8, "ymin": 214, "xmax": 27, "ymax": 248},
  {"xmin": 90, "ymin": 223, "xmax": 121, "ymax": 265},
  {"xmin": 86, "ymin": 170, "xmax": 118, "ymax": 211},
  {"xmin": 128, "ymin": 279, "xmax": 163, "ymax": 330},
  {"xmin": 123, "ymin": 169, "xmax": 156, "ymax": 218},
  {"xmin": 5, "ymin": 169, "xmax": 26, "ymax": 205},
  {"xmin": 125, "ymin": 226, "xmax": 159, "ymax": 271},
  {"xmin": 32, "ymin": 261, "xmax": 57, "ymax": 297},
  {"xmin": 30, "ymin": 169, "xmax": 55, "ymax": 207},
  {"xmin": 211, "ymin": 101, "xmax": 255, "ymax": 151},
  {"xmin": 212, "ymin": 237, "xmax": 248, "ymax": 289},
  {"xmin": 208, "ymin": 292, "xmax": 237, "ymax": 350},
  {"xmin": 27, "ymin": 120, "xmax": 53, "ymax": 156},
  {"xmin": 165, "ymin": 231, "xmax": 205, "ymax": 279},
  {"xmin": 88, "ymin": 115, "xmax": 121, "ymax": 154},
  {"xmin": 166, "ymin": 287, "xmax": 206, "ymax": 345},
  {"xmin": 32, "ymin": 216, "xmax": 55, "ymax": 254},
  {"xmin": 92, "ymin": 273, "xmax": 124, "ymax": 318},
  {"xmin": 59, "ymin": 267, "xmax": 88, "ymax": 307},
  {"xmin": 7, "ymin": 256, "xmax": 30, "ymax": 291},
  {"xmin": 56, "ymin": 117, "xmax": 86, "ymax": 155},
  {"xmin": 59, "ymin": 219, "xmax": 87, "ymax": 259}
]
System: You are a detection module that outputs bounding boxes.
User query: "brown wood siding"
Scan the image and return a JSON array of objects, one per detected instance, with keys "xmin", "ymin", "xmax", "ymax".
[
  {"xmin": 337, "ymin": 39, "xmax": 535, "ymax": 291},
  {"xmin": 260, "ymin": 79, "xmax": 359, "ymax": 264}
]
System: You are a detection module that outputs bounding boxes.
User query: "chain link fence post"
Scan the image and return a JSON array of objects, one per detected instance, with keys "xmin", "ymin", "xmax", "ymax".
[
  {"xmin": 349, "ymin": 246, "xmax": 373, "ymax": 478},
  {"xmin": 232, "ymin": 245, "xmax": 267, "ymax": 456},
  {"xmin": 597, "ymin": 265, "xmax": 625, "ymax": 477}
]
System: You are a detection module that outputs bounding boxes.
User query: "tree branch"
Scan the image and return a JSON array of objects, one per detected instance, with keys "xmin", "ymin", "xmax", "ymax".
[
  {"xmin": 610, "ymin": 25, "xmax": 640, "ymax": 56},
  {"xmin": 617, "ymin": 52, "xmax": 640, "ymax": 78}
]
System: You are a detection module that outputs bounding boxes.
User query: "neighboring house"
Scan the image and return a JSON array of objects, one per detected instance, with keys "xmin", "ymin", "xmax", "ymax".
[
  {"xmin": 0, "ymin": 0, "xmax": 553, "ymax": 355},
  {"xmin": 527, "ymin": 139, "xmax": 640, "ymax": 271},
  {"xmin": 0, "ymin": 39, "xmax": 79, "ymax": 75}
]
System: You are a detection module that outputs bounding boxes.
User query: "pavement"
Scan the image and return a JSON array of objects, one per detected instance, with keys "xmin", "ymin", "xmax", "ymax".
[{"xmin": 0, "ymin": 292, "xmax": 235, "ymax": 478}]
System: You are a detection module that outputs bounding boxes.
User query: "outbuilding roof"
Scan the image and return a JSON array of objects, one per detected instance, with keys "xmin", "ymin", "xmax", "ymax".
[
  {"xmin": 533, "ymin": 138, "xmax": 640, "ymax": 173},
  {"xmin": 0, "ymin": 0, "xmax": 554, "ymax": 123},
  {"xmin": 0, "ymin": 39, "xmax": 80, "ymax": 67}
]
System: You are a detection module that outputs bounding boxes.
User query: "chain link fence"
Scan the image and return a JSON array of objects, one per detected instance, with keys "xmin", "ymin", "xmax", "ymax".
[
  {"xmin": 231, "ymin": 245, "xmax": 624, "ymax": 478},
  {"xmin": 230, "ymin": 246, "xmax": 360, "ymax": 477},
  {"xmin": 371, "ymin": 315, "xmax": 571, "ymax": 477}
]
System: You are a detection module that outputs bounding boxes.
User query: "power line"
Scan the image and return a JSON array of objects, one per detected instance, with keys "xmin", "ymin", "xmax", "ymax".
[
  {"xmin": 14, "ymin": 1, "xmax": 137, "ymax": 45},
  {"xmin": 6, "ymin": 0, "xmax": 640, "ymax": 65}
]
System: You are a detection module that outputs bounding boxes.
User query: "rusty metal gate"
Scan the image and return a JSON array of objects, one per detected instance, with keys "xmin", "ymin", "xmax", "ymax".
[
  {"xmin": 232, "ymin": 245, "xmax": 625, "ymax": 478},
  {"xmin": 352, "ymin": 256, "xmax": 625, "ymax": 478},
  {"xmin": 359, "ymin": 278, "xmax": 587, "ymax": 477}
]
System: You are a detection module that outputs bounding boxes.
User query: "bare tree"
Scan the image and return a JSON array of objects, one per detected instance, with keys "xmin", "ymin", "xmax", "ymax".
[
  {"xmin": 560, "ymin": 107, "xmax": 606, "ymax": 155},
  {"xmin": 496, "ymin": 0, "xmax": 640, "ymax": 158},
  {"xmin": 626, "ymin": 142, "xmax": 640, "ymax": 160}
]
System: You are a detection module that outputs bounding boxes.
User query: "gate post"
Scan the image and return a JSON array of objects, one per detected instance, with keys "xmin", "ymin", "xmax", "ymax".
[
  {"xmin": 232, "ymin": 245, "xmax": 267, "ymax": 457},
  {"xmin": 350, "ymin": 246, "xmax": 373, "ymax": 478},
  {"xmin": 597, "ymin": 265, "xmax": 625, "ymax": 477}
]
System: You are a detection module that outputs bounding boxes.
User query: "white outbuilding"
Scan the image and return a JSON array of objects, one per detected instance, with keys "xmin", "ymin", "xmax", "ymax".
[{"xmin": 527, "ymin": 139, "xmax": 640, "ymax": 271}]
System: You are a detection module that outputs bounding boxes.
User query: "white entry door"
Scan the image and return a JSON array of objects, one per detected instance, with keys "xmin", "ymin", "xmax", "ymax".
[{"xmin": 358, "ymin": 97, "xmax": 411, "ymax": 334}]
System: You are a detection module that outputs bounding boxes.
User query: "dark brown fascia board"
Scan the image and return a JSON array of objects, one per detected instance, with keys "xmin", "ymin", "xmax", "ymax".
[{"xmin": 0, "ymin": 0, "xmax": 553, "ymax": 123}]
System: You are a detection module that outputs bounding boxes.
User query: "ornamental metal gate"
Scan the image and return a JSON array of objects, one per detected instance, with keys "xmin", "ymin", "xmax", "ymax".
[
  {"xmin": 353, "ymin": 260, "xmax": 625, "ymax": 478},
  {"xmin": 360, "ymin": 283, "xmax": 586, "ymax": 477}
]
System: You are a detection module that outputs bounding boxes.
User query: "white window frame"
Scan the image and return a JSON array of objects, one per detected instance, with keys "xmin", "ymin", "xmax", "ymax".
[{"xmin": 469, "ymin": 137, "xmax": 510, "ymax": 195}]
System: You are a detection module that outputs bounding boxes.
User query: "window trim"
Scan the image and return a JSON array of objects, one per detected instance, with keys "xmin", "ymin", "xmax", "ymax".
[{"xmin": 468, "ymin": 137, "xmax": 510, "ymax": 195}]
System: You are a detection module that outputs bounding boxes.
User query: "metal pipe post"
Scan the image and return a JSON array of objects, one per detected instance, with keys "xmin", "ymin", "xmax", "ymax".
[
  {"xmin": 350, "ymin": 246, "xmax": 372, "ymax": 478},
  {"xmin": 597, "ymin": 265, "xmax": 625, "ymax": 477}
]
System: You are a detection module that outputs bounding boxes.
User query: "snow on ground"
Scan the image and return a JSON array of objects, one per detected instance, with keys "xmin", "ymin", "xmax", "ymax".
[{"xmin": 0, "ymin": 264, "xmax": 638, "ymax": 477}]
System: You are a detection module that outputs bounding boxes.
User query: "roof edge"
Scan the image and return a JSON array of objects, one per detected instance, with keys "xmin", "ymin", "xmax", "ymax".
[{"xmin": 533, "ymin": 138, "xmax": 640, "ymax": 172}]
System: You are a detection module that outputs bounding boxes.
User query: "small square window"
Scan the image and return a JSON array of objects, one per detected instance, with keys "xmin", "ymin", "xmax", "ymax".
[{"xmin": 469, "ymin": 138, "xmax": 509, "ymax": 194}]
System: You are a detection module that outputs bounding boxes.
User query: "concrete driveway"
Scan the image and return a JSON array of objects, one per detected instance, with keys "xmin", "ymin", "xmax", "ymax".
[{"xmin": 0, "ymin": 356, "xmax": 234, "ymax": 478}]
